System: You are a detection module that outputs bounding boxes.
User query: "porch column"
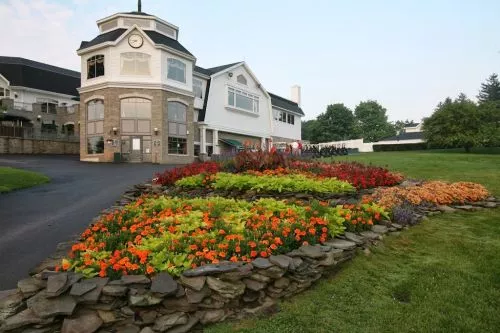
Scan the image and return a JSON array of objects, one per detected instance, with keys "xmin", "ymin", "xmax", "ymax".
[
  {"xmin": 261, "ymin": 137, "xmax": 266, "ymax": 151},
  {"xmin": 213, "ymin": 129, "xmax": 219, "ymax": 154},
  {"xmin": 200, "ymin": 126, "xmax": 207, "ymax": 154}
]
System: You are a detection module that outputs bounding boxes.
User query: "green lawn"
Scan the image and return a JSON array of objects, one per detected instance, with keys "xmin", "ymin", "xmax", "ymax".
[
  {"xmin": 0, "ymin": 167, "xmax": 49, "ymax": 193},
  {"xmin": 207, "ymin": 151, "xmax": 500, "ymax": 333}
]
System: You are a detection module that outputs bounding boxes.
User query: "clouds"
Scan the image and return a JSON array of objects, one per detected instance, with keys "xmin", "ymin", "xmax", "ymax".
[{"xmin": 0, "ymin": 0, "xmax": 80, "ymax": 70}]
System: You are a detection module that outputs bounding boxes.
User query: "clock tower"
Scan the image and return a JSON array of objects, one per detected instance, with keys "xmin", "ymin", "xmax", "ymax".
[{"xmin": 77, "ymin": 6, "xmax": 196, "ymax": 164}]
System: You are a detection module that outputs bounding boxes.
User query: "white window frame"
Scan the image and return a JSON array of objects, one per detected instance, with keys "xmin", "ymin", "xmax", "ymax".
[
  {"xmin": 167, "ymin": 58, "xmax": 186, "ymax": 83},
  {"xmin": 237, "ymin": 74, "xmax": 247, "ymax": 85},
  {"xmin": 120, "ymin": 52, "xmax": 151, "ymax": 76},
  {"xmin": 193, "ymin": 78, "xmax": 203, "ymax": 98},
  {"xmin": 227, "ymin": 86, "xmax": 259, "ymax": 114}
]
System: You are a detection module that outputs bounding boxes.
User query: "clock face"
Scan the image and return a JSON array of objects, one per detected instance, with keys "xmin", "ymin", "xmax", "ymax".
[{"xmin": 128, "ymin": 34, "xmax": 143, "ymax": 48}]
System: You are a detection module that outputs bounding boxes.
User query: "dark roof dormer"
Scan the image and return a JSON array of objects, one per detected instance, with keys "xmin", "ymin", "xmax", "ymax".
[{"xmin": 77, "ymin": 9, "xmax": 194, "ymax": 58}]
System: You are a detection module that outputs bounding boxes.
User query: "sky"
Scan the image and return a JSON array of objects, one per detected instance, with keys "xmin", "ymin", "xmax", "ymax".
[{"xmin": 0, "ymin": 0, "xmax": 499, "ymax": 121}]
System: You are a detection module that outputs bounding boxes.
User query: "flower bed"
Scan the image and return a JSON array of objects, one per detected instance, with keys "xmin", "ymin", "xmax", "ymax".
[
  {"xmin": 153, "ymin": 151, "xmax": 403, "ymax": 190},
  {"xmin": 175, "ymin": 172, "xmax": 356, "ymax": 195},
  {"xmin": 154, "ymin": 161, "xmax": 220, "ymax": 186},
  {"xmin": 290, "ymin": 160, "xmax": 403, "ymax": 189},
  {"xmin": 366, "ymin": 181, "xmax": 490, "ymax": 208},
  {"xmin": 62, "ymin": 196, "xmax": 386, "ymax": 279}
]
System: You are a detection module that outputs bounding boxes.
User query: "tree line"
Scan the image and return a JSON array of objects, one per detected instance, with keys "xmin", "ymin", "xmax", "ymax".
[
  {"xmin": 301, "ymin": 100, "xmax": 406, "ymax": 144},
  {"xmin": 302, "ymin": 74, "xmax": 500, "ymax": 151},
  {"xmin": 423, "ymin": 74, "xmax": 500, "ymax": 152}
]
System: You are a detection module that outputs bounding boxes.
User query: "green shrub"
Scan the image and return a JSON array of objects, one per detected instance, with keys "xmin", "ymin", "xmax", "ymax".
[
  {"xmin": 373, "ymin": 142, "xmax": 428, "ymax": 152},
  {"xmin": 175, "ymin": 172, "xmax": 356, "ymax": 194}
]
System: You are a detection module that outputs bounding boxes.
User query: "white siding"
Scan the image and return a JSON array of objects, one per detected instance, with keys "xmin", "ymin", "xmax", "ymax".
[
  {"xmin": 9, "ymin": 88, "xmax": 78, "ymax": 110},
  {"xmin": 204, "ymin": 65, "xmax": 272, "ymax": 138},
  {"xmin": 272, "ymin": 107, "xmax": 301, "ymax": 140}
]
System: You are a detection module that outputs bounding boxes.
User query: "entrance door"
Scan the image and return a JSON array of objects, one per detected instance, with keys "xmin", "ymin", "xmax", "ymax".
[{"xmin": 129, "ymin": 137, "xmax": 142, "ymax": 162}]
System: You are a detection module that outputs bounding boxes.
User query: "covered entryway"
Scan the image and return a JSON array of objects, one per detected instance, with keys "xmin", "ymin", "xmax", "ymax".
[
  {"xmin": 121, "ymin": 136, "xmax": 144, "ymax": 162},
  {"xmin": 119, "ymin": 97, "xmax": 152, "ymax": 163}
]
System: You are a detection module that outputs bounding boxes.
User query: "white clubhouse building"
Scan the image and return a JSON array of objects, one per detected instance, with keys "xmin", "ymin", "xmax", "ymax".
[{"xmin": 77, "ymin": 5, "xmax": 304, "ymax": 163}]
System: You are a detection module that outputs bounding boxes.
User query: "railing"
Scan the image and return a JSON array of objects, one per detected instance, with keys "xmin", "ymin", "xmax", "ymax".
[
  {"xmin": 0, "ymin": 126, "xmax": 27, "ymax": 138},
  {"xmin": 13, "ymin": 102, "xmax": 33, "ymax": 111},
  {"xmin": 0, "ymin": 126, "xmax": 79, "ymax": 142}
]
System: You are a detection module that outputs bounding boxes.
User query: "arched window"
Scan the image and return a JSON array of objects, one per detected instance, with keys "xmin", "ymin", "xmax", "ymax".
[
  {"xmin": 120, "ymin": 98, "xmax": 151, "ymax": 134},
  {"xmin": 86, "ymin": 100, "xmax": 104, "ymax": 154},
  {"xmin": 87, "ymin": 55, "xmax": 105, "ymax": 79},
  {"xmin": 121, "ymin": 52, "xmax": 151, "ymax": 75},
  {"xmin": 167, "ymin": 101, "xmax": 187, "ymax": 154},
  {"xmin": 237, "ymin": 74, "xmax": 247, "ymax": 85}
]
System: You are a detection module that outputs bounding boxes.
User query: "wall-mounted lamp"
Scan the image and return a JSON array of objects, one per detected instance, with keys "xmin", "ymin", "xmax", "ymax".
[
  {"xmin": 228, "ymin": 72, "xmax": 233, "ymax": 78},
  {"xmin": 112, "ymin": 127, "xmax": 118, "ymax": 135},
  {"xmin": 37, "ymin": 115, "xmax": 41, "ymax": 121},
  {"xmin": 154, "ymin": 127, "xmax": 159, "ymax": 135}
]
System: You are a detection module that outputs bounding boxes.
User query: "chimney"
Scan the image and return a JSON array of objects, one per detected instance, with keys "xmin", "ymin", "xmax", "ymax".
[{"xmin": 291, "ymin": 85, "xmax": 301, "ymax": 106}]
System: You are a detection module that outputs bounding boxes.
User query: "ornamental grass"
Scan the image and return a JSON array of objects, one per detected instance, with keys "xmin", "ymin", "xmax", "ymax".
[
  {"xmin": 366, "ymin": 181, "xmax": 490, "ymax": 208},
  {"xmin": 60, "ymin": 197, "xmax": 386, "ymax": 279}
]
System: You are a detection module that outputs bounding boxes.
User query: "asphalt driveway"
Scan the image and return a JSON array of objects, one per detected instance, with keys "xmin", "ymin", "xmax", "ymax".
[{"xmin": 0, "ymin": 155, "xmax": 171, "ymax": 289}]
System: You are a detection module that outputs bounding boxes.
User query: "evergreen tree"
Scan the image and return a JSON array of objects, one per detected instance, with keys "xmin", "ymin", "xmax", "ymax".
[{"xmin": 477, "ymin": 73, "xmax": 500, "ymax": 104}]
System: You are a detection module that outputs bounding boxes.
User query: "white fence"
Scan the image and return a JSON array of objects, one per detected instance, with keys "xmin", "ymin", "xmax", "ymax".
[{"xmin": 316, "ymin": 137, "xmax": 425, "ymax": 153}]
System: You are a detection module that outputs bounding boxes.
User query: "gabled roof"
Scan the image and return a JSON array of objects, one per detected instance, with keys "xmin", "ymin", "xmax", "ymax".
[
  {"xmin": 268, "ymin": 92, "xmax": 304, "ymax": 116},
  {"xmin": 404, "ymin": 122, "xmax": 420, "ymax": 128},
  {"xmin": 0, "ymin": 56, "xmax": 80, "ymax": 97},
  {"xmin": 78, "ymin": 29, "xmax": 193, "ymax": 57},
  {"xmin": 194, "ymin": 62, "xmax": 243, "ymax": 76},
  {"xmin": 144, "ymin": 31, "xmax": 193, "ymax": 56},
  {"xmin": 378, "ymin": 131, "xmax": 424, "ymax": 142},
  {"xmin": 79, "ymin": 28, "xmax": 127, "ymax": 51}
]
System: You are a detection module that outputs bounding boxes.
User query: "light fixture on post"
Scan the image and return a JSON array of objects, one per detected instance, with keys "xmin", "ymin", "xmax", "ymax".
[
  {"xmin": 112, "ymin": 127, "xmax": 118, "ymax": 135},
  {"xmin": 154, "ymin": 127, "xmax": 159, "ymax": 135},
  {"xmin": 37, "ymin": 115, "xmax": 41, "ymax": 121}
]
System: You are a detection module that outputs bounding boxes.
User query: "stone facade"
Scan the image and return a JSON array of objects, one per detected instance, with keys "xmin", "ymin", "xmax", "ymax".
[
  {"xmin": 79, "ymin": 88, "xmax": 195, "ymax": 164},
  {"xmin": 0, "ymin": 137, "xmax": 79, "ymax": 155}
]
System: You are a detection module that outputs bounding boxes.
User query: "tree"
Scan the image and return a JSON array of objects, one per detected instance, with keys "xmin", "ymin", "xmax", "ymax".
[
  {"xmin": 311, "ymin": 103, "xmax": 358, "ymax": 143},
  {"xmin": 354, "ymin": 100, "xmax": 395, "ymax": 142},
  {"xmin": 301, "ymin": 119, "xmax": 317, "ymax": 142},
  {"xmin": 477, "ymin": 73, "xmax": 500, "ymax": 104},
  {"xmin": 423, "ymin": 94, "xmax": 482, "ymax": 152},
  {"xmin": 393, "ymin": 119, "xmax": 416, "ymax": 133},
  {"xmin": 476, "ymin": 74, "xmax": 500, "ymax": 146}
]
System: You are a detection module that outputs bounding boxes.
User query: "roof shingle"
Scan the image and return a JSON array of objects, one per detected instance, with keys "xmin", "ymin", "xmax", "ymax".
[
  {"xmin": 194, "ymin": 62, "xmax": 242, "ymax": 76},
  {"xmin": 268, "ymin": 92, "xmax": 304, "ymax": 116},
  {"xmin": 0, "ymin": 57, "xmax": 80, "ymax": 97},
  {"xmin": 78, "ymin": 29, "xmax": 193, "ymax": 57}
]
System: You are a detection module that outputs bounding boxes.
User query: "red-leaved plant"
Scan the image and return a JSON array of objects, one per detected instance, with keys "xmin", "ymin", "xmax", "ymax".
[
  {"xmin": 154, "ymin": 161, "xmax": 220, "ymax": 186},
  {"xmin": 289, "ymin": 161, "xmax": 402, "ymax": 189}
]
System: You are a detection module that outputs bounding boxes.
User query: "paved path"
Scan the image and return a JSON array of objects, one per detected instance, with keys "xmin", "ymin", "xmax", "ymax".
[{"xmin": 0, "ymin": 155, "xmax": 171, "ymax": 289}]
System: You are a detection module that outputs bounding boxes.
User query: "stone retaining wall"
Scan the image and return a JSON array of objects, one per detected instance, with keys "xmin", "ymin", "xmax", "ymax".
[
  {"xmin": 1, "ymin": 182, "xmax": 498, "ymax": 333},
  {"xmin": 0, "ymin": 228, "xmax": 387, "ymax": 333},
  {"xmin": 0, "ymin": 137, "xmax": 79, "ymax": 155}
]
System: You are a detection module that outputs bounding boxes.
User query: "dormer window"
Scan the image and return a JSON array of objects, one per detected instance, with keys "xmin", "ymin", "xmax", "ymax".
[
  {"xmin": 237, "ymin": 74, "xmax": 247, "ymax": 85},
  {"xmin": 87, "ymin": 55, "xmax": 105, "ymax": 79},
  {"xmin": 167, "ymin": 58, "xmax": 186, "ymax": 83}
]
